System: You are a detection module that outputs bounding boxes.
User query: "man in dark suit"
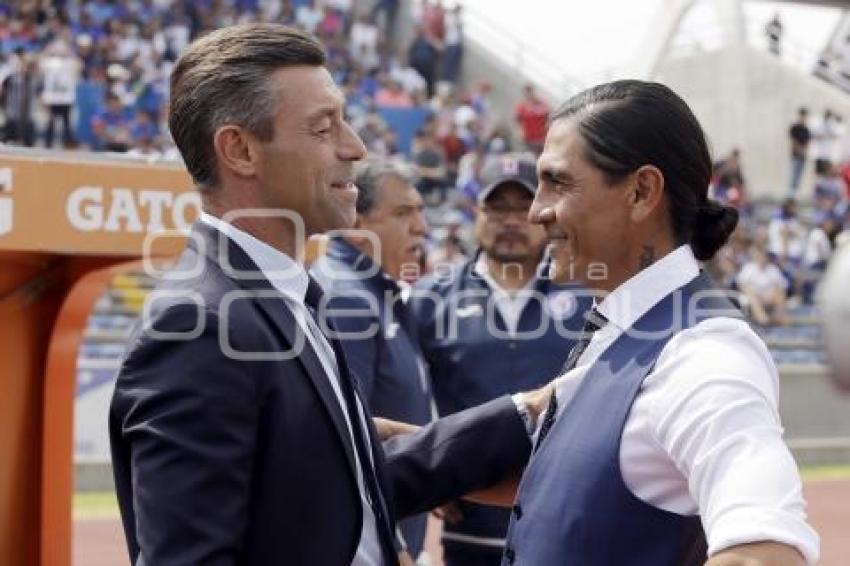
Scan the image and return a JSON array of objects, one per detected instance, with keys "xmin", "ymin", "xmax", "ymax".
[{"xmin": 109, "ymin": 23, "xmax": 542, "ymax": 566}]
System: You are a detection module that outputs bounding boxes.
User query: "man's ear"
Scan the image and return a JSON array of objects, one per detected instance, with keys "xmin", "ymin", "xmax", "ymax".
[
  {"xmin": 628, "ymin": 165, "xmax": 665, "ymax": 223},
  {"xmin": 213, "ymin": 125, "xmax": 260, "ymax": 179}
]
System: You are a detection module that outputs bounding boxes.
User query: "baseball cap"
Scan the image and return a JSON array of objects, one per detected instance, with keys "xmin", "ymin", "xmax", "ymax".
[{"xmin": 477, "ymin": 153, "xmax": 538, "ymax": 204}]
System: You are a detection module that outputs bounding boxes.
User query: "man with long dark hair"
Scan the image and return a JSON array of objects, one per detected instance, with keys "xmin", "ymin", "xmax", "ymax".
[{"xmin": 500, "ymin": 81, "xmax": 818, "ymax": 566}]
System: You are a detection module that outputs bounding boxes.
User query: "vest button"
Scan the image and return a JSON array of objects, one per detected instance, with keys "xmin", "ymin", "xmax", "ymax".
[
  {"xmin": 509, "ymin": 342, "xmax": 517, "ymax": 350},
  {"xmin": 512, "ymin": 504, "xmax": 523, "ymax": 519},
  {"xmin": 505, "ymin": 546, "xmax": 516, "ymax": 563}
]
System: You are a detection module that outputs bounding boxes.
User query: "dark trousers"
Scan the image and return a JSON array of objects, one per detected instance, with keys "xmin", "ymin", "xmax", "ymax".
[
  {"xmin": 789, "ymin": 154, "xmax": 805, "ymax": 194},
  {"xmin": 443, "ymin": 540, "xmax": 504, "ymax": 566},
  {"xmin": 3, "ymin": 118, "xmax": 35, "ymax": 146},
  {"xmin": 371, "ymin": 0, "xmax": 399, "ymax": 42},
  {"xmin": 45, "ymin": 104, "xmax": 74, "ymax": 148},
  {"xmin": 442, "ymin": 44, "xmax": 463, "ymax": 82},
  {"xmin": 411, "ymin": 59, "xmax": 437, "ymax": 98}
]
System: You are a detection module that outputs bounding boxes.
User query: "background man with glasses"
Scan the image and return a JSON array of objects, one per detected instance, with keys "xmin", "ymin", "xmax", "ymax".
[{"xmin": 409, "ymin": 153, "xmax": 590, "ymax": 565}]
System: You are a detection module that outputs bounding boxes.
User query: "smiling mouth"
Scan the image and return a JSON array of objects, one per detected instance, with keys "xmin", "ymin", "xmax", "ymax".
[
  {"xmin": 495, "ymin": 232, "xmax": 529, "ymax": 244},
  {"xmin": 331, "ymin": 181, "xmax": 356, "ymax": 190}
]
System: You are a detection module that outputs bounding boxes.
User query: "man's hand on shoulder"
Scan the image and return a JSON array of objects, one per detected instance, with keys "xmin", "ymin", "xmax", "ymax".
[
  {"xmin": 513, "ymin": 380, "xmax": 556, "ymax": 435},
  {"xmin": 519, "ymin": 381, "xmax": 555, "ymax": 422}
]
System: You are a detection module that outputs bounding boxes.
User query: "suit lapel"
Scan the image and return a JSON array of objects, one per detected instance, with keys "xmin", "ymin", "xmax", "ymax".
[
  {"xmin": 190, "ymin": 222, "xmax": 358, "ymax": 478},
  {"xmin": 254, "ymin": 295, "xmax": 359, "ymax": 477}
]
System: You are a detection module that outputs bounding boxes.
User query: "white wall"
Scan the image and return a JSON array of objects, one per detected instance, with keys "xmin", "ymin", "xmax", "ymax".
[{"xmin": 655, "ymin": 45, "xmax": 850, "ymax": 199}]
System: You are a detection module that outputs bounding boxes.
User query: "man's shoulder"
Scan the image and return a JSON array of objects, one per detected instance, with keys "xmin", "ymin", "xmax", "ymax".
[
  {"xmin": 312, "ymin": 258, "xmax": 388, "ymax": 320},
  {"xmin": 134, "ymin": 244, "xmax": 275, "ymax": 346},
  {"xmin": 311, "ymin": 251, "xmax": 358, "ymax": 277},
  {"xmin": 310, "ymin": 255, "xmax": 376, "ymax": 298},
  {"xmin": 150, "ymin": 243, "xmax": 238, "ymax": 310},
  {"xmin": 412, "ymin": 261, "xmax": 469, "ymax": 295},
  {"xmin": 662, "ymin": 316, "xmax": 775, "ymax": 393}
]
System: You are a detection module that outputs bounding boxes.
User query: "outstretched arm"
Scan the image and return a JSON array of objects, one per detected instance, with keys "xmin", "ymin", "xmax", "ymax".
[
  {"xmin": 382, "ymin": 395, "xmax": 530, "ymax": 518},
  {"xmin": 381, "ymin": 383, "xmax": 552, "ymax": 518}
]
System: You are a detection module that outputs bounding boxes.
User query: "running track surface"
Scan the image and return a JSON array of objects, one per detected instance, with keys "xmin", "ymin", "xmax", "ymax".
[{"xmin": 74, "ymin": 478, "xmax": 850, "ymax": 565}]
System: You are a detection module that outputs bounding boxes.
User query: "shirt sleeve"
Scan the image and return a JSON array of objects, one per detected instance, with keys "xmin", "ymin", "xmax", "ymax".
[{"xmin": 648, "ymin": 318, "xmax": 820, "ymax": 564}]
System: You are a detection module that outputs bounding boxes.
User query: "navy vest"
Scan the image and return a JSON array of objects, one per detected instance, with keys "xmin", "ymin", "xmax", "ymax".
[{"xmin": 502, "ymin": 272, "xmax": 741, "ymax": 566}]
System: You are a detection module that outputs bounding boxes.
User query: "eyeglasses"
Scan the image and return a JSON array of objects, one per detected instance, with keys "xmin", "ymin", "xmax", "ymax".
[{"xmin": 481, "ymin": 204, "xmax": 531, "ymax": 220}]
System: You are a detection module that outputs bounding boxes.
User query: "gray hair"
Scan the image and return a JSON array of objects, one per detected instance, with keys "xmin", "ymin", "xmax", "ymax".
[
  {"xmin": 355, "ymin": 158, "xmax": 418, "ymax": 215},
  {"xmin": 168, "ymin": 23, "xmax": 325, "ymax": 190}
]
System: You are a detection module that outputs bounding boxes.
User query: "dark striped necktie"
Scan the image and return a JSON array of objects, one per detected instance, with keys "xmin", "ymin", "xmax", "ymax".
[{"xmin": 534, "ymin": 308, "xmax": 608, "ymax": 452}]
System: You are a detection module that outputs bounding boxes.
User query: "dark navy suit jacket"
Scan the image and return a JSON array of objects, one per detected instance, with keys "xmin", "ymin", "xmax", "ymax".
[{"xmin": 109, "ymin": 222, "xmax": 531, "ymax": 566}]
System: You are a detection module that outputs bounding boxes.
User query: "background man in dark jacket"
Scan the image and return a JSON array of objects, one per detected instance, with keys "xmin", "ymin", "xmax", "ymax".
[
  {"xmin": 311, "ymin": 158, "xmax": 434, "ymax": 559},
  {"xmin": 410, "ymin": 153, "xmax": 590, "ymax": 565}
]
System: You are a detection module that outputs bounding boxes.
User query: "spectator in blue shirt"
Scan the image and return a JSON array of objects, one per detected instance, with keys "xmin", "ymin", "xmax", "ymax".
[
  {"xmin": 91, "ymin": 92, "xmax": 132, "ymax": 151},
  {"xmin": 84, "ymin": 0, "xmax": 118, "ymax": 28},
  {"xmin": 130, "ymin": 109, "xmax": 159, "ymax": 144}
]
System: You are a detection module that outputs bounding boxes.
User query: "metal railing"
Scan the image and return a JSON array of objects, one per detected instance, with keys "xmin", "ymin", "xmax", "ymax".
[
  {"xmin": 459, "ymin": 2, "xmax": 587, "ymax": 102},
  {"xmin": 665, "ymin": 13, "xmax": 844, "ymax": 80}
]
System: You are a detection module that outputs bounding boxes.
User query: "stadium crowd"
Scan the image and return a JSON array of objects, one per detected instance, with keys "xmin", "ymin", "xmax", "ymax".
[
  {"xmin": 1, "ymin": 6, "xmax": 839, "ymax": 565},
  {"xmin": 702, "ymin": 108, "xmax": 850, "ymax": 328},
  {"xmin": 0, "ymin": 0, "xmax": 480, "ymax": 159},
  {"xmin": 2, "ymin": 0, "xmax": 849, "ymax": 331}
]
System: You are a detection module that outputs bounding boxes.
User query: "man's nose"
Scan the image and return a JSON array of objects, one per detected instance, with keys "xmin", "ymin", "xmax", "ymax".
[
  {"xmin": 338, "ymin": 120, "xmax": 367, "ymax": 161},
  {"xmin": 502, "ymin": 209, "xmax": 527, "ymax": 228},
  {"xmin": 411, "ymin": 209, "xmax": 429, "ymax": 236},
  {"xmin": 528, "ymin": 194, "xmax": 547, "ymax": 224}
]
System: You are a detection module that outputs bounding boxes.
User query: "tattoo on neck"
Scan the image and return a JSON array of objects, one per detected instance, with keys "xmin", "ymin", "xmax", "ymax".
[{"xmin": 639, "ymin": 245, "xmax": 655, "ymax": 269}]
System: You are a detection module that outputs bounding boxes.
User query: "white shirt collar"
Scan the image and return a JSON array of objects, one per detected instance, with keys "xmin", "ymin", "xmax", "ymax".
[
  {"xmin": 472, "ymin": 251, "xmax": 537, "ymax": 296},
  {"xmin": 596, "ymin": 245, "xmax": 700, "ymax": 332},
  {"xmin": 199, "ymin": 211, "xmax": 309, "ymax": 304}
]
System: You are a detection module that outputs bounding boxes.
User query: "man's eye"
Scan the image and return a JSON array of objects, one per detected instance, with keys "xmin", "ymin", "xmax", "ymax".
[{"xmin": 548, "ymin": 178, "xmax": 570, "ymax": 192}]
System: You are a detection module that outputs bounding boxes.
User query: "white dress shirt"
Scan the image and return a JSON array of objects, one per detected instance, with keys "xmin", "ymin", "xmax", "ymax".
[
  {"xmin": 199, "ymin": 213, "xmax": 384, "ymax": 565},
  {"xmin": 473, "ymin": 253, "xmax": 537, "ymax": 336},
  {"xmin": 546, "ymin": 245, "xmax": 819, "ymax": 564},
  {"xmin": 768, "ymin": 217, "xmax": 807, "ymax": 260},
  {"xmin": 804, "ymin": 227, "xmax": 833, "ymax": 267},
  {"xmin": 737, "ymin": 260, "xmax": 788, "ymax": 300}
]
